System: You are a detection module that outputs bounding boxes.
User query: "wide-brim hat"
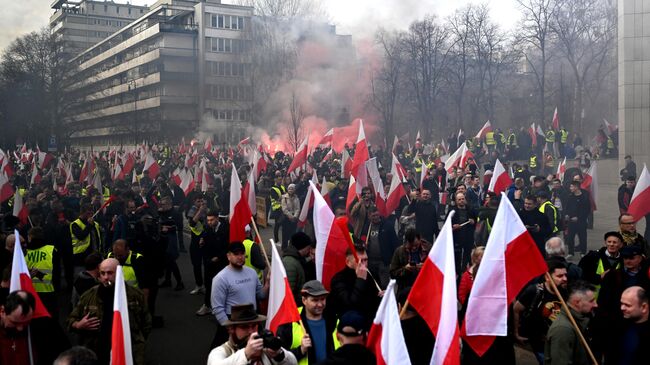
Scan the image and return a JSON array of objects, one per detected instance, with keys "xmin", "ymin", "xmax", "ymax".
[{"xmin": 223, "ymin": 304, "xmax": 266, "ymax": 326}]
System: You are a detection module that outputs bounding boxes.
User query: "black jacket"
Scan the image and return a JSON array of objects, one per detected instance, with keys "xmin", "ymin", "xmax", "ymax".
[
  {"xmin": 407, "ymin": 199, "xmax": 439, "ymax": 243},
  {"xmin": 278, "ymin": 307, "xmax": 338, "ymax": 364},
  {"xmin": 374, "ymin": 218, "xmax": 400, "ymax": 266},
  {"xmin": 578, "ymin": 247, "xmax": 621, "ymax": 286},
  {"xmin": 317, "ymin": 344, "xmax": 376, "ymax": 365},
  {"xmin": 329, "ymin": 267, "xmax": 380, "ymax": 323}
]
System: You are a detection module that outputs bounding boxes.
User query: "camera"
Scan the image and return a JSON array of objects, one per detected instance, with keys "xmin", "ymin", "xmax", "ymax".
[{"xmin": 255, "ymin": 329, "xmax": 283, "ymax": 351}]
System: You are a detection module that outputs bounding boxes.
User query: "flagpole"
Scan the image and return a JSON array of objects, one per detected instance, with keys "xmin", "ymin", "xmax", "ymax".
[
  {"xmin": 544, "ymin": 272, "xmax": 598, "ymax": 365},
  {"xmin": 27, "ymin": 325, "xmax": 34, "ymax": 365},
  {"xmin": 269, "ymin": 238, "xmax": 307, "ymax": 335},
  {"xmin": 398, "ymin": 299, "xmax": 410, "ymax": 319},
  {"xmin": 250, "ymin": 218, "xmax": 272, "ymax": 269}
]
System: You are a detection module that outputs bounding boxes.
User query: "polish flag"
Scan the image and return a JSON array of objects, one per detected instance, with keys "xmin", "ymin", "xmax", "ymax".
[
  {"xmin": 79, "ymin": 157, "xmax": 90, "ymax": 184},
  {"xmin": 30, "ymin": 161, "xmax": 41, "ymax": 186},
  {"xmin": 143, "ymin": 153, "xmax": 160, "ymax": 180},
  {"xmin": 444, "ymin": 144, "xmax": 474, "ymax": 173},
  {"xmin": 298, "ymin": 173, "xmax": 319, "ymax": 228},
  {"xmin": 341, "ymin": 148, "xmax": 353, "ymax": 179},
  {"xmin": 367, "ymin": 279, "xmax": 411, "ymax": 365},
  {"xmin": 287, "ymin": 136, "xmax": 309, "ymax": 175},
  {"xmin": 320, "ymin": 148, "xmax": 333, "ymax": 165},
  {"xmin": 462, "ymin": 193, "xmax": 547, "ymax": 356},
  {"xmin": 311, "ymin": 181, "xmax": 350, "ymax": 290},
  {"xmin": 528, "ymin": 123, "xmax": 537, "ymax": 146},
  {"xmin": 350, "ymin": 119, "xmax": 369, "ymax": 178},
  {"xmin": 407, "ymin": 213, "xmax": 460, "ymax": 365},
  {"xmin": 552, "ymin": 107, "xmax": 560, "ymax": 130},
  {"xmin": 171, "ymin": 168, "xmax": 182, "ymax": 186},
  {"xmin": 488, "ymin": 159, "xmax": 512, "ymax": 195},
  {"xmin": 345, "ymin": 175, "xmax": 357, "ymax": 212},
  {"xmin": 318, "ymin": 128, "xmax": 334, "ymax": 148},
  {"xmin": 392, "ymin": 154, "xmax": 407, "ymax": 182},
  {"xmin": 557, "ymin": 157, "xmax": 567, "ymax": 182},
  {"xmin": 1, "ymin": 153, "xmax": 14, "ymax": 177},
  {"xmin": 200, "ymin": 159, "xmax": 211, "ymax": 192},
  {"xmin": 113, "ymin": 161, "xmax": 123, "ymax": 182},
  {"xmin": 111, "ymin": 265, "xmax": 133, "ymax": 365},
  {"xmin": 475, "ymin": 121, "xmax": 493, "ymax": 139},
  {"xmin": 65, "ymin": 164, "xmax": 74, "ymax": 186},
  {"xmin": 628, "ymin": 164, "xmax": 650, "ymax": 221},
  {"xmin": 0, "ymin": 171, "xmax": 14, "ymax": 203},
  {"xmin": 580, "ymin": 162, "xmax": 598, "ymax": 211},
  {"xmin": 12, "ymin": 190, "xmax": 28, "ymax": 226},
  {"xmin": 419, "ymin": 158, "xmax": 428, "ymax": 189},
  {"xmin": 238, "ymin": 137, "xmax": 251, "ymax": 147},
  {"xmin": 266, "ymin": 240, "xmax": 301, "ymax": 334},
  {"xmin": 537, "ymin": 125, "xmax": 546, "ymax": 139},
  {"xmin": 179, "ymin": 169, "xmax": 196, "ymax": 196},
  {"xmin": 386, "ymin": 164, "xmax": 406, "ymax": 216},
  {"xmin": 204, "ymin": 137, "xmax": 213, "ymax": 152},
  {"xmin": 367, "ymin": 158, "xmax": 387, "ymax": 216},
  {"xmin": 457, "ymin": 129, "xmax": 464, "ymax": 146},
  {"xmin": 320, "ymin": 176, "xmax": 332, "ymax": 207},
  {"xmin": 243, "ymin": 167, "xmax": 257, "ymax": 215},
  {"xmin": 9, "ymin": 230, "xmax": 50, "ymax": 318},
  {"xmin": 603, "ymin": 118, "xmax": 618, "ymax": 136},
  {"xmin": 120, "ymin": 153, "xmax": 135, "ymax": 178},
  {"xmin": 37, "ymin": 151, "xmax": 54, "ymax": 170},
  {"xmin": 229, "ymin": 163, "xmax": 252, "ymax": 242}
]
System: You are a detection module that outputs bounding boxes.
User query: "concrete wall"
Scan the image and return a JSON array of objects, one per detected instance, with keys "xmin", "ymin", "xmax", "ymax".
[{"xmin": 618, "ymin": 0, "xmax": 650, "ymax": 166}]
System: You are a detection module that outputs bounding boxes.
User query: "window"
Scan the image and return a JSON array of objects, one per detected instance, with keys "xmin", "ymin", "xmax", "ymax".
[
  {"xmin": 104, "ymin": 5, "xmax": 107, "ymax": 12},
  {"xmin": 116, "ymin": 6, "xmax": 119, "ymax": 14},
  {"xmin": 140, "ymin": 9, "xmax": 144, "ymax": 13},
  {"xmin": 129, "ymin": 8, "xmax": 132, "ymax": 15},
  {"xmin": 218, "ymin": 15, "xmax": 224, "ymax": 28}
]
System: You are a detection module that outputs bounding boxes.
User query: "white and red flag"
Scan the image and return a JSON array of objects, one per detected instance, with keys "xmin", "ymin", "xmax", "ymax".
[
  {"xmin": 528, "ymin": 123, "xmax": 537, "ymax": 146},
  {"xmin": 462, "ymin": 193, "xmax": 547, "ymax": 356},
  {"xmin": 419, "ymin": 157, "xmax": 428, "ymax": 189},
  {"xmin": 287, "ymin": 136, "xmax": 309, "ymax": 175},
  {"xmin": 391, "ymin": 154, "xmax": 407, "ymax": 182},
  {"xmin": 386, "ymin": 163, "xmax": 407, "ymax": 216},
  {"xmin": 444, "ymin": 143, "xmax": 474, "ymax": 173},
  {"xmin": 9, "ymin": 230, "xmax": 50, "ymax": 318},
  {"xmin": 204, "ymin": 137, "xmax": 213, "ymax": 152},
  {"xmin": 298, "ymin": 172, "xmax": 319, "ymax": 228},
  {"xmin": 229, "ymin": 163, "xmax": 252, "ymax": 242},
  {"xmin": 407, "ymin": 213, "xmax": 460, "ymax": 365},
  {"xmin": 30, "ymin": 161, "xmax": 41, "ymax": 186},
  {"xmin": 320, "ymin": 176, "xmax": 332, "ymax": 207},
  {"xmin": 552, "ymin": 107, "xmax": 560, "ymax": 130},
  {"xmin": 317, "ymin": 128, "xmax": 334, "ymax": 148},
  {"xmin": 341, "ymin": 148, "xmax": 353, "ymax": 179},
  {"xmin": 0, "ymin": 171, "xmax": 14, "ymax": 203},
  {"xmin": 345, "ymin": 175, "xmax": 357, "ymax": 212},
  {"xmin": 488, "ymin": 159, "xmax": 512, "ymax": 194},
  {"xmin": 266, "ymin": 240, "xmax": 301, "ymax": 334},
  {"xmin": 179, "ymin": 169, "xmax": 196, "ymax": 196},
  {"xmin": 603, "ymin": 119, "xmax": 618, "ymax": 136},
  {"xmin": 37, "ymin": 151, "xmax": 53, "ymax": 170},
  {"xmin": 243, "ymin": 167, "xmax": 257, "ymax": 215},
  {"xmin": 580, "ymin": 162, "xmax": 598, "ymax": 211},
  {"xmin": 143, "ymin": 153, "xmax": 160, "ymax": 180},
  {"xmin": 111, "ymin": 265, "xmax": 133, "ymax": 365},
  {"xmin": 367, "ymin": 158, "xmax": 387, "ymax": 217},
  {"xmin": 350, "ymin": 119, "xmax": 369, "ymax": 178},
  {"xmin": 12, "ymin": 190, "xmax": 28, "ymax": 226},
  {"xmin": 367, "ymin": 279, "xmax": 411, "ymax": 365},
  {"xmin": 627, "ymin": 164, "xmax": 650, "ymax": 220},
  {"xmin": 120, "ymin": 153, "xmax": 135, "ymax": 179},
  {"xmin": 311, "ymin": 181, "xmax": 350, "ymax": 290},
  {"xmin": 557, "ymin": 157, "xmax": 567, "ymax": 182},
  {"xmin": 475, "ymin": 120, "xmax": 493, "ymax": 139}
]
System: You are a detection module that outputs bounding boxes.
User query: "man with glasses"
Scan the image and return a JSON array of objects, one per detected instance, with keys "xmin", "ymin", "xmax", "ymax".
[{"xmin": 618, "ymin": 213, "xmax": 649, "ymax": 256}]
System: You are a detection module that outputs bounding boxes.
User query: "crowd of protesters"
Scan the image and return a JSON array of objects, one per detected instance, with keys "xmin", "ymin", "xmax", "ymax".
[{"xmin": 0, "ymin": 120, "xmax": 647, "ymax": 365}]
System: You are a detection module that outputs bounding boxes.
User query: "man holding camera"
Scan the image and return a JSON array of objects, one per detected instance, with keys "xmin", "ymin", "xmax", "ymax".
[{"xmin": 207, "ymin": 304, "xmax": 296, "ymax": 365}]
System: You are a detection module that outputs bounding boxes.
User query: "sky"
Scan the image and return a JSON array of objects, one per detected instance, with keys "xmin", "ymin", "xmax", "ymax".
[{"xmin": 0, "ymin": 0, "xmax": 521, "ymax": 52}]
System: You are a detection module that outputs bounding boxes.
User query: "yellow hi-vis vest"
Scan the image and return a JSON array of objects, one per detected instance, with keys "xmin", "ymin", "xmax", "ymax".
[
  {"xmin": 545, "ymin": 130, "xmax": 555, "ymax": 143},
  {"xmin": 243, "ymin": 239, "xmax": 263, "ymax": 281},
  {"xmin": 485, "ymin": 132, "xmax": 496, "ymax": 145},
  {"xmin": 189, "ymin": 221, "xmax": 204, "ymax": 236},
  {"xmin": 507, "ymin": 133, "xmax": 517, "ymax": 147},
  {"xmin": 529, "ymin": 155, "xmax": 538, "ymax": 168},
  {"xmin": 70, "ymin": 219, "xmax": 101, "ymax": 255},
  {"xmin": 291, "ymin": 307, "xmax": 341, "ymax": 365},
  {"xmin": 26, "ymin": 245, "xmax": 55, "ymax": 292},
  {"xmin": 594, "ymin": 258, "xmax": 621, "ymax": 299},
  {"xmin": 607, "ymin": 137, "xmax": 615, "ymax": 150},
  {"xmin": 271, "ymin": 186, "xmax": 286, "ymax": 211},
  {"xmin": 108, "ymin": 251, "xmax": 142, "ymax": 288},
  {"xmin": 538, "ymin": 201, "xmax": 558, "ymax": 233},
  {"xmin": 560, "ymin": 129, "xmax": 568, "ymax": 143}
]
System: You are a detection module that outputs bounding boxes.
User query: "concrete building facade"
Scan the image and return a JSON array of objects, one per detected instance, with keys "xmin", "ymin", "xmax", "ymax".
[
  {"xmin": 618, "ymin": 0, "xmax": 650, "ymax": 165},
  {"xmin": 64, "ymin": 0, "xmax": 253, "ymax": 145}
]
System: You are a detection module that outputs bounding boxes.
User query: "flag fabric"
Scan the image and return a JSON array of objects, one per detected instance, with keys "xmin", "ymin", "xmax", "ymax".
[
  {"xmin": 391, "ymin": 135, "xmax": 399, "ymax": 153},
  {"xmin": 386, "ymin": 163, "xmax": 407, "ymax": 216},
  {"xmin": 317, "ymin": 128, "xmax": 334, "ymax": 148},
  {"xmin": 419, "ymin": 158, "xmax": 428, "ymax": 189},
  {"xmin": 367, "ymin": 279, "xmax": 411, "ymax": 365},
  {"xmin": 557, "ymin": 157, "xmax": 567, "ymax": 182},
  {"xmin": 37, "ymin": 151, "xmax": 53, "ymax": 170},
  {"xmin": 488, "ymin": 159, "xmax": 512, "ymax": 195},
  {"xmin": 407, "ymin": 213, "xmax": 460, "ymax": 365},
  {"xmin": 12, "ymin": 190, "xmax": 28, "ymax": 226},
  {"xmin": 475, "ymin": 121, "xmax": 493, "ymax": 139},
  {"xmin": 243, "ymin": 167, "xmax": 257, "ymax": 214},
  {"xmin": 287, "ymin": 136, "xmax": 309, "ymax": 175},
  {"xmin": 581, "ymin": 162, "xmax": 598, "ymax": 211},
  {"xmin": 320, "ymin": 176, "xmax": 332, "ymax": 207},
  {"xmin": 229, "ymin": 163, "xmax": 252, "ymax": 242},
  {"xmin": 552, "ymin": 107, "xmax": 560, "ymax": 130},
  {"xmin": 462, "ymin": 193, "xmax": 547, "ymax": 356},
  {"xmin": 30, "ymin": 161, "xmax": 41, "ymax": 186},
  {"xmin": 603, "ymin": 119, "xmax": 618, "ymax": 136},
  {"xmin": 392, "ymin": 154, "xmax": 407, "ymax": 182},
  {"xmin": 350, "ymin": 120, "xmax": 369, "ymax": 178},
  {"xmin": 120, "ymin": 153, "xmax": 135, "ymax": 179},
  {"xmin": 345, "ymin": 175, "xmax": 357, "ymax": 212},
  {"xmin": 528, "ymin": 123, "xmax": 537, "ymax": 146},
  {"xmin": 341, "ymin": 148, "xmax": 353, "ymax": 179},
  {"xmin": 179, "ymin": 169, "xmax": 196, "ymax": 196},
  {"xmin": 0, "ymin": 171, "xmax": 13, "ymax": 203},
  {"xmin": 298, "ymin": 173, "xmax": 319, "ymax": 228},
  {"xmin": 266, "ymin": 240, "xmax": 301, "ymax": 334},
  {"xmin": 111, "ymin": 265, "xmax": 133, "ymax": 365},
  {"xmin": 143, "ymin": 153, "xmax": 160, "ymax": 180},
  {"xmin": 311, "ymin": 181, "xmax": 349, "ymax": 290},
  {"xmin": 204, "ymin": 137, "xmax": 213, "ymax": 152},
  {"xmin": 9, "ymin": 230, "xmax": 50, "ymax": 318},
  {"xmin": 444, "ymin": 144, "xmax": 474, "ymax": 173},
  {"xmin": 367, "ymin": 158, "xmax": 386, "ymax": 216},
  {"xmin": 628, "ymin": 164, "xmax": 650, "ymax": 220}
]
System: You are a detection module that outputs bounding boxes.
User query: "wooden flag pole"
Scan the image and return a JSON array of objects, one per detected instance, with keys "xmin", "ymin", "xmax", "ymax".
[{"xmin": 250, "ymin": 218, "xmax": 271, "ymax": 269}]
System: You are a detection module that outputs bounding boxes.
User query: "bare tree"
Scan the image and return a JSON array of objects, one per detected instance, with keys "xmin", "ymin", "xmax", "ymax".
[
  {"xmin": 236, "ymin": 0, "xmax": 326, "ymax": 18},
  {"xmin": 446, "ymin": 7, "xmax": 473, "ymax": 130},
  {"xmin": 287, "ymin": 91, "xmax": 305, "ymax": 152},
  {"xmin": 515, "ymin": 0, "xmax": 558, "ymax": 125},
  {"xmin": 404, "ymin": 16, "xmax": 451, "ymax": 141},
  {"xmin": 370, "ymin": 29, "xmax": 404, "ymax": 147}
]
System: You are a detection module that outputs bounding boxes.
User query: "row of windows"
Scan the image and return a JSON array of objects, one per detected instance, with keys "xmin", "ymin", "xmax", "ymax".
[
  {"xmin": 208, "ymin": 37, "xmax": 250, "ymax": 54},
  {"xmin": 65, "ymin": 29, "xmax": 112, "ymax": 38},
  {"xmin": 211, "ymin": 109, "xmax": 250, "ymax": 121},
  {"xmin": 210, "ymin": 15, "xmax": 246, "ymax": 30},
  {"xmin": 207, "ymin": 61, "xmax": 250, "ymax": 77},
  {"xmin": 209, "ymin": 85, "xmax": 252, "ymax": 101},
  {"xmin": 90, "ymin": 4, "xmax": 144, "ymax": 15}
]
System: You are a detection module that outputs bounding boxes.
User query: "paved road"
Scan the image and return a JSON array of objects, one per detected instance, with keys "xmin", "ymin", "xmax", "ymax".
[{"xmin": 144, "ymin": 158, "xmax": 629, "ymax": 364}]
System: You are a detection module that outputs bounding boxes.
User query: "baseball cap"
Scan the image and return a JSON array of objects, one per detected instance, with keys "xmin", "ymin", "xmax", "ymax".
[
  {"xmin": 337, "ymin": 311, "xmax": 367, "ymax": 336},
  {"xmin": 621, "ymin": 245, "xmax": 643, "ymax": 258},
  {"xmin": 301, "ymin": 280, "xmax": 329, "ymax": 297},
  {"xmin": 228, "ymin": 242, "xmax": 246, "ymax": 254}
]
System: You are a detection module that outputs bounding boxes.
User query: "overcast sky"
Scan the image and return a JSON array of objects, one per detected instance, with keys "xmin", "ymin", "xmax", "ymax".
[{"xmin": 0, "ymin": 0, "xmax": 521, "ymax": 52}]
